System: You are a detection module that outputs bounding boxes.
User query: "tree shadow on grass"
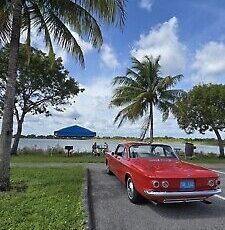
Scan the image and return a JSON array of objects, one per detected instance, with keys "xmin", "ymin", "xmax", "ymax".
[{"xmin": 10, "ymin": 180, "xmax": 28, "ymax": 193}]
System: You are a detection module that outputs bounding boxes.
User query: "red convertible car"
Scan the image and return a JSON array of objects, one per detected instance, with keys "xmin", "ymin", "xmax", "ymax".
[{"xmin": 105, "ymin": 142, "xmax": 221, "ymax": 204}]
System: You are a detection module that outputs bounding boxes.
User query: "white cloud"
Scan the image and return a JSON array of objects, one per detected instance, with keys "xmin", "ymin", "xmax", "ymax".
[
  {"xmin": 131, "ymin": 17, "xmax": 186, "ymax": 75},
  {"xmin": 140, "ymin": 0, "xmax": 154, "ymax": 11},
  {"xmin": 192, "ymin": 41, "xmax": 225, "ymax": 83},
  {"xmin": 20, "ymin": 77, "xmax": 117, "ymax": 136},
  {"xmin": 20, "ymin": 31, "xmax": 47, "ymax": 52},
  {"xmin": 18, "ymin": 77, "xmax": 165, "ymax": 137},
  {"xmin": 100, "ymin": 44, "xmax": 119, "ymax": 69},
  {"xmin": 9, "ymin": 76, "xmax": 217, "ymax": 139}
]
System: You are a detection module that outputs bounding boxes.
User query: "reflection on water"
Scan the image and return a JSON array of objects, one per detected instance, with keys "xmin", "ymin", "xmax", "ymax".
[{"xmin": 16, "ymin": 138, "xmax": 220, "ymax": 154}]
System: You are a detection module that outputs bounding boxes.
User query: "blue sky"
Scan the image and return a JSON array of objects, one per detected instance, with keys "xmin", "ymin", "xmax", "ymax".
[{"xmin": 17, "ymin": 0, "xmax": 225, "ymax": 138}]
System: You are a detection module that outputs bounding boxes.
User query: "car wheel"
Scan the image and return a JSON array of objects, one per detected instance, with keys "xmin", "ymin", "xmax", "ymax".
[
  {"xmin": 106, "ymin": 163, "xmax": 113, "ymax": 175},
  {"xmin": 126, "ymin": 177, "xmax": 141, "ymax": 204}
]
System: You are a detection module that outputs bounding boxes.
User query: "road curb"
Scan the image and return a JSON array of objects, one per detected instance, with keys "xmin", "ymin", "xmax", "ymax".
[{"xmin": 84, "ymin": 168, "xmax": 96, "ymax": 230}]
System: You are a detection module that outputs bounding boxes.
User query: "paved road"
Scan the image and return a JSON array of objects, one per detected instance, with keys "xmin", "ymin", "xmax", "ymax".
[{"xmin": 89, "ymin": 164, "xmax": 225, "ymax": 230}]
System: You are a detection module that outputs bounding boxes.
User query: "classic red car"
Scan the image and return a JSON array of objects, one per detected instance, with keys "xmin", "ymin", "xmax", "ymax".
[{"xmin": 105, "ymin": 142, "xmax": 221, "ymax": 204}]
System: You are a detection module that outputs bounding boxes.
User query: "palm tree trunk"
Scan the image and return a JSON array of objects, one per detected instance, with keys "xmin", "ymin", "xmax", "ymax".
[
  {"xmin": 0, "ymin": 0, "xmax": 22, "ymax": 191},
  {"xmin": 11, "ymin": 115, "xmax": 24, "ymax": 155},
  {"xmin": 140, "ymin": 103, "xmax": 153, "ymax": 141},
  {"xmin": 149, "ymin": 103, "xmax": 153, "ymax": 143},
  {"xmin": 213, "ymin": 129, "xmax": 224, "ymax": 158},
  {"xmin": 140, "ymin": 111, "xmax": 150, "ymax": 141}
]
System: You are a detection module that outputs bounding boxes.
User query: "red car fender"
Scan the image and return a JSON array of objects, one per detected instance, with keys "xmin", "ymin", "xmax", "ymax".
[
  {"xmin": 123, "ymin": 164, "xmax": 152, "ymax": 196},
  {"xmin": 105, "ymin": 153, "xmax": 114, "ymax": 171}
]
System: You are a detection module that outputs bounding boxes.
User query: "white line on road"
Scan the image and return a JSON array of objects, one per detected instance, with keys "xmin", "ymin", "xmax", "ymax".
[
  {"xmin": 211, "ymin": 169, "xmax": 225, "ymax": 175},
  {"xmin": 215, "ymin": 194, "xmax": 225, "ymax": 201}
]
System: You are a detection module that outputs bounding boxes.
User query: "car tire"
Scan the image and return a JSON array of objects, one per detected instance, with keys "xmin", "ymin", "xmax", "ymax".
[
  {"xmin": 106, "ymin": 163, "xmax": 113, "ymax": 175},
  {"xmin": 126, "ymin": 177, "xmax": 141, "ymax": 204}
]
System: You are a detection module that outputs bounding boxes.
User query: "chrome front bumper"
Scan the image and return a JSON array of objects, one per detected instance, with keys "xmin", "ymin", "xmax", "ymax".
[{"xmin": 144, "ymin": 188, "xmax": 221, "ymax": 197}]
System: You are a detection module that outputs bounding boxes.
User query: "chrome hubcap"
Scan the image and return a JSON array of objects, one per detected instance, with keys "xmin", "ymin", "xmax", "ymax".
[{"xmin": 127, "ymin": 178, "xmax": 134, "ymax": 199}]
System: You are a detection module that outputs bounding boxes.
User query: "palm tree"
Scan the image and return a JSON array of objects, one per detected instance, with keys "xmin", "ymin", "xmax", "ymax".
[
  {"xmin": 110, "ymin": 55, "xmax": 184, "ymax": 142},
  {"xmin": 0, "ymin": 0, "xmax": 126, "ymax": 191}
]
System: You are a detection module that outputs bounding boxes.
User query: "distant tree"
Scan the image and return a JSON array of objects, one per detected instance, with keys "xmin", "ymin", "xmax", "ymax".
[
  {"xmin": 0, "ymin": 45, "xmax": 81, "ymax": 154},
  {"xmin": 175, "ymin": 84, "xmax": 225, "ymax": 158},
  {"xmin": 110, "ymin": 55, "xmax": 184, "ymax": 141},
  {"xmin": 26, "ymin": 134, "xmax": 36, "ymax": 139}
]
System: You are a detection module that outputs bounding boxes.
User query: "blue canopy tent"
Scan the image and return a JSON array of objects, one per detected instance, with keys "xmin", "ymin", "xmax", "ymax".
[{"xmin": 54, "ymin": 125, "xmax": 96, "ymax": 138}]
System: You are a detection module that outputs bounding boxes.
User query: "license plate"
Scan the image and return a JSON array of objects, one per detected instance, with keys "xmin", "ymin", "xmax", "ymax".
[{"xmin": 180, "ymin": 180, "xmax": 195, "ymax": 190}]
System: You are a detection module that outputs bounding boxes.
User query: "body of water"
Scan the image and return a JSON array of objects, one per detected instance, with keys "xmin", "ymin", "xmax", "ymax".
[{"xmin": 17, "ymin": 138, "xmax": 220, "ymax": 155}]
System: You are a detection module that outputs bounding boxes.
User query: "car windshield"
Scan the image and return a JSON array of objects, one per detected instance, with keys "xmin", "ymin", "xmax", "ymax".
[{"xmin": 129, "ymin": 145, "xmax": 177, "ymax": 159}]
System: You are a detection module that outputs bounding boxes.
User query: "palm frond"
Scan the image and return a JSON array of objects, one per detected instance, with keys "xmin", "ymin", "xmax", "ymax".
[
  {"xmin": 112, "ymin": 75, "xmax": 136, "ymax": 86},
  {"xmin": 30, "ymin": 3, "xmax": 84, "ymax": 66},
  {"xmin": 113, "ymin": 95, "xmax": 149, "ymax": 128},
  {"xmin": 1, "ymin": 0, "xmax": 126, "ymax": 66},
  {"xmin": 30, "ymin": 2, "xmax": 54, "ymax": 58},
  {"xmin": 46, "ymin": 0, "xmax": 103, "ymax": 48},
  {"xmin": 126, "ymin": 68, "xmax": 139, "ymax": 79},
  {"xmin": 112, "ymin": 86, "xmax": 144, "ymax": 98},
  {"xmin": 156, "ymin": 74, "xmax": 183, "ymax": 92},
  {"xmin": 75, "ymin": 0, "xmax": 126, "ymax": 27},
  {"xmin": 0, "ymin": 6, "xmax": 12, "ymax": 44},
  {"xmin": 111, "ymin": 87, "xmax": 148, "ymax": 107},
  {"xmin": 111, "ymin": 88, "xmax": 137, "ymax": 107},
  {"xmin": 45, "ymin": 8, "xmax": 84, "ymax": 65},
  {"xmin": 157, "ymin": 101, "xmax": 173, "ymax": 121},
  {"xmin": 22, "ymin": 4, "xmax": 32, "ymax": 64},
  {"xmin": 160, "ymin": 89, "xmax": 185, "ymax": 103},
  {"xmin": 130, "ymin": 56, "xmax": 144, "ymax": 73}
]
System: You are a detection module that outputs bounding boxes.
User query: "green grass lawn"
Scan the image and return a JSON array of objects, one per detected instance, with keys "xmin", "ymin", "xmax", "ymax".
[
  {"xmin": 186, "ymin": 157, "xmax": 225, "ymax": 164},
  {"xmin": 0, "ymin": 167, "xmax": 85, "ymax": 230},
  {"xmin": 182, "ymin": 155, "xmax": 225, "ymax": 164},
  {"xmin": 12, "ymin": 153, "xmax": 105, "ymax": 163},
  {"xmin": 11, "ymin": 152, "xmax": 225, "ymax": 164}
]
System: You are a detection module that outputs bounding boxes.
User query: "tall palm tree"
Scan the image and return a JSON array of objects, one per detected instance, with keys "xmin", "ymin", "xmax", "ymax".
[
  {"xmin": 110, "ymin": 55, "xmax": 184, "ymax": 142},
  {"xmin": 0, "ymin": 0, "xmax": 126, "ymax": 191}
]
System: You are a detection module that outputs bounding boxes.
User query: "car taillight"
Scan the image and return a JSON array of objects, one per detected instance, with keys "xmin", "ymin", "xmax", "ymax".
[
  {"xmin": 208, "ymin": 179, "xmax": 215, "ymax": 187},
  {"xmin": 152, "ymin": 180, "xmax": 160, "ymax": 188},
  {"xmin": 162, "ymin": 181, "xmax": 169, "ymax": 188},
  {"xmin": 215, "ymin": 179, "xmax": 220, "ymax": 186}
]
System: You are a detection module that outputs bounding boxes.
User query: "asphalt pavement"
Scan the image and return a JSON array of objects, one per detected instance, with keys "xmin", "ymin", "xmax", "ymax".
[{"xmin": 88, "ymin": 164, "xmax": 225, "ymax": 230}]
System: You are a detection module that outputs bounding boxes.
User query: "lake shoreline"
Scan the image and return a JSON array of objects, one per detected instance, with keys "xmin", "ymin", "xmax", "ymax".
[
  {"xmin": 15, "ymin": 137, "xmax": 221, "ymax": 155},
  {"xmin": 17, "ymin": 136, "xmax": 220, "ymax": 146}
]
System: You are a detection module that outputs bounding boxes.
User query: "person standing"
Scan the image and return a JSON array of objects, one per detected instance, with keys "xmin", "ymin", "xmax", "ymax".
[
  {"xmin": 92, "ymin": 142, "xmax": 97, "ymax": 156},
  {"xmin": 103, "ymin": 142, "xmax": 109, "ymax": 154}
]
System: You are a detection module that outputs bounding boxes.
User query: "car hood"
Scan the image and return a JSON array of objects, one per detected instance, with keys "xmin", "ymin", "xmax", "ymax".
[{"xmin": 130, "ymin": 159, "xmax": 217, "ymax": 178}]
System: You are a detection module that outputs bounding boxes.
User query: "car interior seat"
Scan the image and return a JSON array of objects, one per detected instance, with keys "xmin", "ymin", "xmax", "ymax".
[{"xmin": 131, "ymin": 151, "xmax": 138, "ymax": 158}]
